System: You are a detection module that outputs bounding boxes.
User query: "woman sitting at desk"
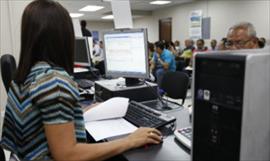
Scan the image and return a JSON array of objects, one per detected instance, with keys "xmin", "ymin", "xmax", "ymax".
[{"xmin": 0, "ymin": 0, "xmax": 162, "ymax": 160}]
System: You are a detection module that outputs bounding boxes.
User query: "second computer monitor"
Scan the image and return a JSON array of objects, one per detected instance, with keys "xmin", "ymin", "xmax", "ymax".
[
  {"xmin": 103, "ymin": 28, "xmax": 149, "ymax": 82},
  {"xmin": 74, "ymin": 37, "xmax": 92, "ymax": 67}
]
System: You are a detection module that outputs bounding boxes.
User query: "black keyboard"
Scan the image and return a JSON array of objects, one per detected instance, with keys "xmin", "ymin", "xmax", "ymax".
[
  {"xmin": 124, "ymin": 101, "xmax": 176, "ymax": 128},
  {"xmin": 75, "ymin": 79, "xmax": 94, "ymax": 89}
]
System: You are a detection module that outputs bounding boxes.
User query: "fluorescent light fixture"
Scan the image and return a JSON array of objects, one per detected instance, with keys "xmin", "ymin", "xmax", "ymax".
[
  {"xmin": 69, "ymin": 13, "xmax": 84, "ymax": 18},
  {"xmin": 150, "ymin": 0, "xmax": 171, "ymax": 5},
  {"xmin": 79, "ymin": 5, "xmax": 104, "ymax": 12},
  {"xmin": 102, "ymin": 15, "xmax": 114, "ymax": 19}
]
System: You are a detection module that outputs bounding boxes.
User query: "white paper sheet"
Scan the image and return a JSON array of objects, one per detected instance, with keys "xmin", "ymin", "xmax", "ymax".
[
  {"xmin": 85, "ymin": 118, "xmax": 137, "ymax": 141},
  {"xmin": 83, "ymin": 97, "xmax": 129, "ymax": 122}
]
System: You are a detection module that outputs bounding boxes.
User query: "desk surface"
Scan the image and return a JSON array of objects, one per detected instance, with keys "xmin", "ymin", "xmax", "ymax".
[{"xmin": 124, "ymin": 108, "xmax": 191, "ymax": 161}]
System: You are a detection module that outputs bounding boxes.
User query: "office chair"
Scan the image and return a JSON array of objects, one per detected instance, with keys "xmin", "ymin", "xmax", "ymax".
[
  {"xmin": 0, "ymin": 146, "xmax": 5, "ymax": 161},
  {"xmin": 0, "ymin": 54, "xmax": 17, "ymax": 92},
  {"xmin": 175, "ymin": 60, "xmax": 185, "ymax": 71},
  {"xmin": 160, "ymin": 71, "xmax": 189, "ymax": 105}
]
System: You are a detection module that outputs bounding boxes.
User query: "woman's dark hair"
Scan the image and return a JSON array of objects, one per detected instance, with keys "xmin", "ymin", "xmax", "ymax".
[{"xmin": 15, "ymin": 0, "xmax": 74, "ymax": 84}]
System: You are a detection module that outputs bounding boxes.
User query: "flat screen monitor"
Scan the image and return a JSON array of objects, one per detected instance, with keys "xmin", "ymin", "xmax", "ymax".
[
  {"xmin": 87, "ymin": 37, "xmax": 94, "ymax": 62},
  {"xmin": 103, "ymin": 28, "xmax": 149, "ymax": 85},
  {"xmin": 74, "ymin": 37, "xmax": 91, "ymax": 67}
]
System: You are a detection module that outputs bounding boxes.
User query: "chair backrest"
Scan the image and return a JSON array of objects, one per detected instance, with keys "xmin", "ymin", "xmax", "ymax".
[
  {"xmin": 175, "ymin": 60, "xmax": 185, "ymax": 71},
  {"xmin": 161, "ymin": 71, "xmax": 189, "ymax": 104},
  {"xmin": 0, "ymin": 146, "xmax": 5, "ymax": 161},
  {"xmin": 1, "ymin": 54, "xmax": 17, "ymax": 92}
]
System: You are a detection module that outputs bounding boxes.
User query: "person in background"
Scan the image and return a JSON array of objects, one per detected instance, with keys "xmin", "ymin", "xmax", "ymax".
[
  {"xmin": 225, "ymin": 22, "xmax": 259, "ymax": 50},
  {"xmin": 179, "ymin": 39, "xmax": 195, "ymax": 67},
  {"xmin": 93, "ymin": 40, "xmax": 101, "ymax": 55},
  {"xmin": 218, "ymin": 37, "xmax": 228, "ymax": 50},
  {"xmin": 168, "ymin": 41, "xmax": 178, "ymax": 56},
  {"xmin": 80, "ymin": 20, "xmax": 92, "ymax": 37},
  {"xmin": 174, "ymin": 40, "xmax": 182, "ymax": 54},
  {"xmin": 0, "ymin": 0, "xmax": 162, "ymax": 160},
  {"xmin": 195, "ymin": 39, "xmax": 208, "ymax": 52},
  {"xmin": 148, "ymin": 42, "xmax": 155, "ymax": 60},
  {"xmin": 182, "ymin": 39, "xmax": 195, "ymax": 52},
  {"xmin": 258, "ymin": 37, "xmax": 266, "ymax": 48},
  {"xmin": 210, "ymin": 39, "xmax": 218, "ymax": 51},
  {"xmin": 94, "ymin": 41, "xmax": 105, "ymax": 75},
  {"xmin": 150, "ymin": 41, "xmax": 176, "ymax": 86}
]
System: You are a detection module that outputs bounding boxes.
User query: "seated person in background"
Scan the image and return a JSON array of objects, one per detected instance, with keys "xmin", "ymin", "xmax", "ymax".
[
  {"xmin": 210, "ymin": 39, "xmax": 218, "ymax": 51},
  {"xmin": 0, "ymin": 0, "xmax": 162, "ymax": 160},
  {"xmin": 258, "ymin": 37, "xmax": 266, "ymax": 48},
  {"xmin": 218, "ymin": 37, "xmax": 228, "ymax": 50},
  {"xmin": 194, "ymin": 39, "xmax": 208, "ymax": 52},
  {"xmin": 174, "ymin": 40, "xmax": 182, "ymax": 55},
  {"xmin": 225, "ymin": 22, "xmax": 259, "ymax": 50},
  {"xmin": 168, "ymin": 41, "xmax": 178, "ymax": 56},
  {"xmin": 148, "ymin": 42, "xmax": 155, "ymax": 61},
  {"xmin": 180, "ymin": 49, "xmax": 193, "ymax": 59},
  {"xmin": 180, "ymin": 39, "xmax": 195, "ymax": 66},
  {"xmin": 151, "ymin": 41, "xmax": 176, "ymax": 86},
  {"xmin": 182, "ymin": 39, "xmax": 195, "ymax": 52},
  {"xmin": 93, "ymin": 41, "xmax": 105, "ymax": 75}
]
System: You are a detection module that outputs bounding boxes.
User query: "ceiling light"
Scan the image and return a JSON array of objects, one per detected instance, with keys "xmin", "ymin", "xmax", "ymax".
[
  {"xmin": 69, "ymin": 13, "xmax": 84, "ymax": 18},
  {"xmin": 150, "ymin": 1, "xmax": 171, "ymax": 5},
  {"xmin": 102, "ymin": 15, "xmax": 114, "ymax": 19},
  {"xmin": 79, "ymin": 5, "xmax": 104, "ymax": 12}
]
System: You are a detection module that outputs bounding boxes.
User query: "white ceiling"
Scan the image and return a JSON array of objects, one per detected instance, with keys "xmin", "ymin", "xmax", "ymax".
[{"xmin": 58, "ymin": 0, "xmax": 194, "ymax": 21}]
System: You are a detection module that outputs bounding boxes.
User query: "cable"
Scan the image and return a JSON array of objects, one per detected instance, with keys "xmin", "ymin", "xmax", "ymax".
[
  {"xmin": 143, "ymin": 80, "xmax": 173, "ymax": 110},
  {"xmin": 88, "ymin": 66, "xmax": 101, "ymax": 80},
  {"xmin": 143, "ymin": 80, "xmax": 184, "ymax": 111}
]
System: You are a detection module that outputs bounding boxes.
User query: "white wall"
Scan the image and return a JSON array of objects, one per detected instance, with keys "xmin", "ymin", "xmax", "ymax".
[
  {"xmin": 86, "ymin": 21, "xmax": 114, "ymax": 41},
  {"xmin": 0, "ymin": 0, "xmax": 31, "ymax": 136},
  {"xmin": 133, "ymin": 0, "xmax": 270, "ymax": 45}
]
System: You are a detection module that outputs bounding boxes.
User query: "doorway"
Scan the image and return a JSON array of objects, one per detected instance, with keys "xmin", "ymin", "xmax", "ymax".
[{"xmin": 159, "ymin": 18, "xmax": 172, "ymax": 42}]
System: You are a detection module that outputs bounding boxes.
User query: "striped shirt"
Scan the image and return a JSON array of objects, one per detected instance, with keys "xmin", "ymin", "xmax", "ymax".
[{"xmin": 0, "ymin": 62, "xmax": 86, "ymax": 160}]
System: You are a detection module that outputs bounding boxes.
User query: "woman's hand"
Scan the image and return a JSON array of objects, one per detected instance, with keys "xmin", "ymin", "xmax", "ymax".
[{"xmin": 125, "ymin": 127, "xmax": 162, "ymax": 149}]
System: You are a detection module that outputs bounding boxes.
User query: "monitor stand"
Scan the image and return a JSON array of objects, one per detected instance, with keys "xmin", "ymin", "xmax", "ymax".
[{"xmin": 125, "ymin": 78, "xmax": 143, "ymax": 87}]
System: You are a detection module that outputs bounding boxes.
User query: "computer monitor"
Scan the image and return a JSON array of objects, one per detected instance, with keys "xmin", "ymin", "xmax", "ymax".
[
  {"xmin": 103, "ymin": 28, "xmax": 149, "ymax": 86},
  {"xmin": 86, "ymin": 37, "xmax": 94, "ymax": 62},
  {"xmin": 74, "ymin": 37, "xmax": 92, "ymax": 67}
]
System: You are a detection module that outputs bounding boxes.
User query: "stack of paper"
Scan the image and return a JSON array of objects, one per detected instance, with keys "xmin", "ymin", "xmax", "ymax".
[{"xmin": 83, "ymin": 97, "xmax": 137, "ymax": 141}]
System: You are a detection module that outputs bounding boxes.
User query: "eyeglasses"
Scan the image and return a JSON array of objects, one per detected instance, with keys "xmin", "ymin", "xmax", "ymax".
[{"xmin": 225, "ymin": 39, "xmax": 252, "ymax": 48}]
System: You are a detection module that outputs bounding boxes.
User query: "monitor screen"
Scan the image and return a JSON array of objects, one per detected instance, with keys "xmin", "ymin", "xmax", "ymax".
[
  {"xmin": 74, "ymin": 37, "xmax": 91, "ymax": 66},
  {"xmin": 103, "ymin": 29, "xmax": 149, "ymax": 79},
  {"xmin": 87, "ymin": 37, "xmax": 94, "ymax": 61}
]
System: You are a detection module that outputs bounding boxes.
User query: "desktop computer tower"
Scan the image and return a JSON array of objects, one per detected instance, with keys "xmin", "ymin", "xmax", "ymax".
[{"xmin": 192, "ymin": 50, "xmax": 270, "ymax": 161}]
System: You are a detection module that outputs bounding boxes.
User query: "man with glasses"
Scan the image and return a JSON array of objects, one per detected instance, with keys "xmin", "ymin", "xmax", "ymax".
[{"xmin": 226, "ymin": 22, "xmax": 259, "ymax": 50}]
